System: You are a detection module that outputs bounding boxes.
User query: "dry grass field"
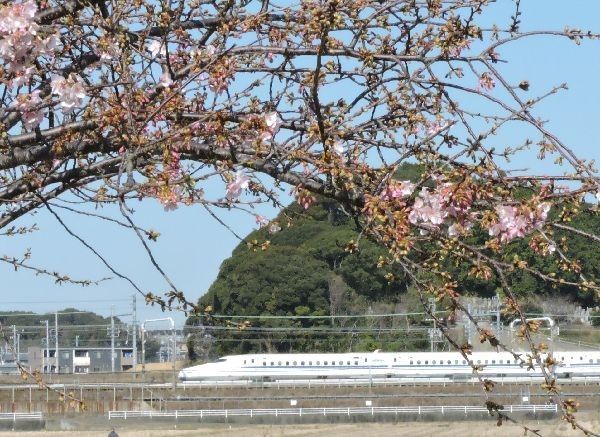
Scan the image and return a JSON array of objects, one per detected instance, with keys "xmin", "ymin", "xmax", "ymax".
[{"xmin": 1, "ymin": 415, "xmax": 599, "ymax": 437}]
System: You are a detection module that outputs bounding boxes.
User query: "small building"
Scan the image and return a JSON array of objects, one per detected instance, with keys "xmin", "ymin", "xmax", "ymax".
[{"xmin": 28, "ymin": 347, "xmax": 135, "ymax": 373}]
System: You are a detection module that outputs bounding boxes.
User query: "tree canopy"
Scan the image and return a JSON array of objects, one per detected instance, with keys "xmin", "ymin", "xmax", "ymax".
[{"xmin": 2, "ymin": 0, "xmax": 600, "ymax": 431}]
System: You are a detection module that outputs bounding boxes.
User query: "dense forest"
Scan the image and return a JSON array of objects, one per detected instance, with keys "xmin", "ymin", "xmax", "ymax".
[{"xmin": 186, "ymin": 165, "xmax": 600, "ymax": 359}]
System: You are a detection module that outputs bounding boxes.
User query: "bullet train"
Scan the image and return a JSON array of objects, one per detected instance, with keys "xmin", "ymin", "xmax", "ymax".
[{"xmin": 178, "ymin": 350, "xmax": 600, "ymax": 382}]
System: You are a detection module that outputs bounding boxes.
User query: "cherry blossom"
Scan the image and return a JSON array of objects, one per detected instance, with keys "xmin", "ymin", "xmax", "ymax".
[
  {"xmin": 255, "ymin": 215, "xmax": 269, "ymax": 228},
  {"xmin": 425, "ymin": 120, "xmax": 450, "ymax": 136},
  {"xmin": 488, "ymin": 203, "xmax": 550, "ymax": 244},
  {"xmin": 409, "ymin": 187, "xmax": 448, "ymax": 226},
  {"xmin": 0, "ymin": 1, "xmax": 36, "ymax": 34},
  {"xmin": 225, "ymin": 171, "xmax": 250, "ymax": 200},
  {"xmin": 147, "ymin": 40, "xmax": 166, "ymax": 58},
  {"xmin": 478, "ymin": 72, "xmax": 496, "ymax": 91},
  {"xmin": 381, "ymin": 180, "xmax": 415, "ymax": 200},
  {"xmin": 50, "ymin": 74, "xmax": 87, "ymax": 113},
  {"xmin": 260, "ymin": 112, "xmax": 282, "ymax": 142},
  {"xmin": 333, "ymin": 141, "xmax": 345, "ymax": 155},
  {"xmin": 10, "ymin": 90, "xmax": 43, "ymax": 129},
  {"xmin": 159, "ymin": 72, "xmax": 174, "ymax": 88}
]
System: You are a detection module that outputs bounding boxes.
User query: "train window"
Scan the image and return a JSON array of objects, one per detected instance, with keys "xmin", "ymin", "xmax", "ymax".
[
  {"xmin": 347, "ymin": 361, "xmax": 351, "ymax": 365},
  {"xmin": 317, "ymin": 361, "xmax": 320, "ymax": 365},
  {"xmin": 417, "ymin": 360, "xmax": 421, "ymax": 365},
  {"xmin": 394, "ymin": 358, "xmax": 397, "ymax": 362},
  {"xmin": 244, "ymin": 360, "xmax": 246, "ymax": 364},
  {"xmin": 499, "ymin": 360, "xmax": 503, "ymax": 364},
  {"xmin": 597, "ymin": 359, "xmax": 600, "ymax": 363},
  {"xmin": 293, "ymin": 361, "xmax": 297, "ymax": 365},
  {"xmin": 432, "ymin": 360, "xmax": 436, "ymax": 364},
  {"xmin": 278, "ymin": 361, "xmax": 282, "ymax": 366},
  {"xmin": 355, "ymin": 361, "xmax": 358, "ymax": 365},
  {"xmin": 324, "ymin": 361, "xmax": 328, "ymax": 365},
  {"xmin": 339, "ymin": 361, "xmax": 343, "ymax": 365},
  {"xmin": 580, "ymin": 357, "xmax": 583, "ymax": 361},
  {"xmin": 447, "ymin": 360, "xmax": 451, "ymax": 365},
  {"xmin": 492, "ymin": 360, "xmax": 496, "ymax": 364},
  {"xmin": 455, "ymin": 360, "xmax": 458, "ymax": 365},
  {"xmin": 262, "ymin": 362, "xmax": 266, "ymax": 366},
  {"xmin": 365, "ymin": 358, "xmax": 367, "ymax": 362},
  {"xmin": 484, "ymin": 360, "xmax": 488, "ymax": 364},
  {"xmin": 410, "ymin": 361, "xmax": 413, "ymax": 365},
  {"xmin": 270, "ymin": 362, "xmax": 274, "ymax": 366},
  {"xmin": 462, "ymin": 360, "xmax": 466, "ymax": 365},
  {"xmin": 424, "ymin": 361, "xmax": 428, "ymax": 365},
  {"xmin": 301, "ymin": 361, "xmax": 305, "ymax": 366},
  {"xmin": 251, "ymin": 359, "xmax": 255, "ymax": 363},
  {"xmin": 477, "ymin": 360, "xmax": 481, "ymax": 364},
  {"xmin": 309, "ymin": 361, "xmax": 312, "ymax": 366},
  {"xmin": 286, "ymin": 361, "xmax": 289, "ymax": 366},
  {"xmin": 590, "ymin": 359, "xmax": 593, "ymax": 364}
]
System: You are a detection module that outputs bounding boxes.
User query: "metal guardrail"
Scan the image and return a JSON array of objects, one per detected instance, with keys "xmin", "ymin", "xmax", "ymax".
[
  {"xmin": 108, "ymin": 404, "xmax": 557, "ymax": 420},
  {"xmin": 0, "ymin": 412, "xmax": 43, "ymax": 421}
]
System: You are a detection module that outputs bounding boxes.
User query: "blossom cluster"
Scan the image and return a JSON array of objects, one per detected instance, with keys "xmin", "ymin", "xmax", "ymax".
[
  {"xmin": 50, "ymin": 74, "xmax": 87, "ymax": 114},
  {"xmin": 260, "ymin": 112, "xmax": 282, "ymax": 142},
  {"xmin": 10, "ymin": 90, "xmax": 43, "ymax": 129},
  {"xmin": 0, "ymin": 1, "xmax": 59, "ymax": 85},
  {"xmin": 226, "ymin": 171, "xmax": 250, "ymax": 200},
  {"xmin": 488, "ymin": 203, "xmax": 550, "ymax": 244},
  {"xmin": 381, "ymin": 180, "xmax": 415, "ymax": 201}
]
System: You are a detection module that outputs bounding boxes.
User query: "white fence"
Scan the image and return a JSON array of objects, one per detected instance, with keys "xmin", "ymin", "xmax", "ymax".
[
  {"xmin": 0, "ymin": 412, "xmax": 43, "ymax": 421},
  {"xmin": 108, "ymin": 404, "xmax": 557, "ymax": 420}
]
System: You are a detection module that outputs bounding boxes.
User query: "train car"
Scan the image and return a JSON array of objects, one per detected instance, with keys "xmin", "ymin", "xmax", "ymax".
[{"xmin": 178, "ymin": 350, "xmax": 600, "ymax": 381}]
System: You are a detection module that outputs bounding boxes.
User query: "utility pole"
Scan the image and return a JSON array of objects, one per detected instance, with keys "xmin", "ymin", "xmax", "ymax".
[
  {"xmin": 132, "ymin": 294, "xmax": 137, "ymax": 371},
  {"xmin": 110, "ymin": 305, "xmax": 115, "ymax": 373},
  {"xmin": 55, "ymin": 312, "xmax": 59, "ymax": 373},
  {"xmin": 12, "ymin": 325, "xmax": 16, "ymax": 361},
  {"xmin": 44, "ymin": 320, "xmax": 49, "ymax": 374},
  {"xmin": 495, "ymin": 294, "xmax": 501, "ymax": 333}
]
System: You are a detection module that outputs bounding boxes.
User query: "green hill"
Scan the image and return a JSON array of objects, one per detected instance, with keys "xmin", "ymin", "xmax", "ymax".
[{"xmin": 186, "ymin": 164, "xmax": 600, "ymax": 359}]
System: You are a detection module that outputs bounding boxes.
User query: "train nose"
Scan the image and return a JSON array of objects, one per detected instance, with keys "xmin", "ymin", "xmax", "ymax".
[{"xmin": 178, "ymin": 370, "xmax": 187, "ymax": 381}]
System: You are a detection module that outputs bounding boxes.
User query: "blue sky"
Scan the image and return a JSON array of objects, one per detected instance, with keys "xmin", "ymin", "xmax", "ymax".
[{"xmin": 1, "ymin": 1, "xmax": 600, "ymax": 326}]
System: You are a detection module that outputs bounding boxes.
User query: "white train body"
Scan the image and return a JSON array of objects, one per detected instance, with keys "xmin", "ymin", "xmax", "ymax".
[{"xmin": 179, "ymin": 350, "xmax": 600, "ymax": 381}]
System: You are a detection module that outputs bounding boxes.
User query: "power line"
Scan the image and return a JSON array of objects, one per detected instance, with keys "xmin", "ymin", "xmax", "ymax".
[{"xmin": 208, "ymin": 311, "xmax": 438, "ymax": 320}]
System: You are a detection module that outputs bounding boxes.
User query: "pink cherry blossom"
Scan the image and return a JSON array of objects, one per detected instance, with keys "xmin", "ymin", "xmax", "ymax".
[
  {"xmin": 12, "ymin": 65, "xmax": 35, "ymax": 87},
  {"xmin": 260, "ymin": 111, "xmax": 282, "ymax": 142},
  {"xmin": 333, "ymin": 141, "xmax": 344, "ymax": 155},
  {"xmin": 425, "ymin": 120, "xmax": 450, "ymax": 136},
  {"xmin": 159, "ymin": 72, "xmax": 173, "ymax": 88},
  {"xmin": 408, "ymin": 188, "xmax": 448, "ymax": 226},
  {"xmin": 11, "ymin": 90, "xmax": 44, "ymax": 129},
  {"xmin": 255, "ymin": 215, "xmax": 269, "ymax": 227},
  {"xmin": 225, "ymin": 171, "xmax": 250, "ymax": 200},
  {"xmin": 478, "ymin": 73, "xmax": 495, "ymax": 91},
  {"xmin": 381, "ymin": 180, "xmax": 415, "ymax": 200},
  {"xmin": 147, "ymin": 40, "xmax": 166, "ymax": 58},
  {"xmin": 51, "ymin": 74, "xmax": 87, "ymax": 113},
  {"xmin": 488, "ymin": 203, "xmax": 550, "ymax": 244},
  {"xmin": 0, "ymin": 1, "xmax": 36, "ymax": 34}
]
